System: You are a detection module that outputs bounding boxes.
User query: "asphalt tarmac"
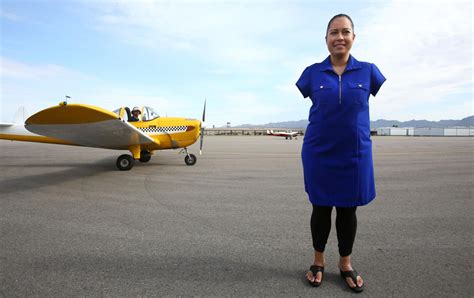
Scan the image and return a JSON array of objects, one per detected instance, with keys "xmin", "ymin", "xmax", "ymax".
[{"xmin": 1, "ymin": 136, "xmax": 473, "ymax": 297}]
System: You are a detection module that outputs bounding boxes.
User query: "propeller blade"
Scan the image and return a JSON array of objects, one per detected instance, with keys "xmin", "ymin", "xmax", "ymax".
[
  {"xmin": 200, "ymin": 99, "xmax": 206, "ymax": 155},
  {"xmin": 199, "ymin": 127, "xmax": 204, "ymax": 155},
  {"xmin": 202, "ymin": 99, "xmax": 206, "ymax": 122}
]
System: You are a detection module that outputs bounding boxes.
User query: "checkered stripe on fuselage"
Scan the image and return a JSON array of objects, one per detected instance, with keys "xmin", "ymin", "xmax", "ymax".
[{"xmin": 138, "ymin": 125, "xmax": 188, "ymax": 134}]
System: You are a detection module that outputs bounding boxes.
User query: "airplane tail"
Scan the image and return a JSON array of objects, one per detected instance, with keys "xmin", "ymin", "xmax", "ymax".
[
  {"xmin": 0, "ymin": 107, "xmax": 55, "ymax": 144},
  {"xmin": 12, "ymin": 106, "xmax": 29, "ymax": 124},
  {"xmin": 0, "ymin": 106, "xmax": 28, "ymax": 132}
]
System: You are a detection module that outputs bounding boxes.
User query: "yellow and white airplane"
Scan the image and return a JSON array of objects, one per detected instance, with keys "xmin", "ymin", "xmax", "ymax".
[{"xmin": 0, "ymin": 101, "xmax": 206, "ymax": 170}]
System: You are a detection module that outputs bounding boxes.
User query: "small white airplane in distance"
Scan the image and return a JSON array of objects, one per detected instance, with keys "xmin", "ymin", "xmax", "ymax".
[{"xmin": 266, "ymin": 129, "xmax": 299, "ymax": 140}]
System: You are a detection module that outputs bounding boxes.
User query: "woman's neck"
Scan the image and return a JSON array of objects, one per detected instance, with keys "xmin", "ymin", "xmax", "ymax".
[
  {"xmin": 330, "ymin": 54, "xmax": 350, "ymax": 67},
  {"xmin": 330, "ymin": 54, "xmax": 350, "ymax": 75}
]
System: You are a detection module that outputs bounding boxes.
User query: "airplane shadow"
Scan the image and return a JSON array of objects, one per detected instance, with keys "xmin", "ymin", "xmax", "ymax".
[
  {"xmin": 0, "ymin": 158, "xmax": 115, "ymax": 195},
  {"xmin": 0, "ymin": 156, "xmax": 189, "ymax": 195},
  {"xmin": 24, "ymin": 253, "xmax": 300, "ymax": 285}
]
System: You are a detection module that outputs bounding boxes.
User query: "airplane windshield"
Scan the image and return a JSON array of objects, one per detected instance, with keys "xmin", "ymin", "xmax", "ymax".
[
  {"xmin": 112, "ymin": 106, "xmax": 160, "ymax": 121},
  {"xmin": 144, "ymin": 107, "xmax": 160, "ymax": 121}
]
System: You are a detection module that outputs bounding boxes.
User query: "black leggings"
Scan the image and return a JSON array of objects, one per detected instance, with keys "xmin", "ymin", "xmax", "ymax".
[{"xmin": 311, "ymin": 205, "xmax": 357, "ymax": 257}]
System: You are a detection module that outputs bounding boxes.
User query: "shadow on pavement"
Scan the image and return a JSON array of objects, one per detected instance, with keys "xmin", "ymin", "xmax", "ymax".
[{"xmin": 0, "ymin": 158, "xmax": 114, "ymax": 194}]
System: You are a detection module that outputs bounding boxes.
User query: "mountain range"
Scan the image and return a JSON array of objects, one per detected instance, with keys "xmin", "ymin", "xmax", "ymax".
[{"xmin": 231, "ymin": 116, "xmax": 474, "ymax": 129}]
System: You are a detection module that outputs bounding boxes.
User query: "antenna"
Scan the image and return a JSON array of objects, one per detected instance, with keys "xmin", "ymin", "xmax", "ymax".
[{"xmin": 65, "ymin": 95, "xmax": 71, "ymax": 104}]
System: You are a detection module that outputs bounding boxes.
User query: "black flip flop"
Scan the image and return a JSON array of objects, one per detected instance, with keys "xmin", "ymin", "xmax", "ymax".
[
  {"xmin": 307, "ymin": 265, "xmax": 324, "ymax": 287},
  {"xmin": 340, "ymin": 269, "xmax": 364, "ymax": 293}
]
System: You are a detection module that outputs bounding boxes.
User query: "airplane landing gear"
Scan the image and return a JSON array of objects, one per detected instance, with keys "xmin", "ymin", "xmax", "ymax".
[
  {"xmin": 181, "ymin": 147, "xmax": 197, "ymax": 166},
  {"xmin": 185, "ymin": 154, "xmax": 197, "ymax": 166},
  {"xmin": 117, "ymin": 154, "xmax": 134, "ymax": 171},
  {"xmin": 139, "ymin": 150, "xmax": 152, "ymax": 163}
]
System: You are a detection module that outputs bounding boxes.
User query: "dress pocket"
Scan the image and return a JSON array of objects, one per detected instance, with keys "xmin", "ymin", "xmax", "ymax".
[
  {"xmin": 311, "ymin": 84, "xmax": 334, "ymax": 104},
  {"xmin": 348, "ymin": 82, "xmax": 369, "ymax": 105}
]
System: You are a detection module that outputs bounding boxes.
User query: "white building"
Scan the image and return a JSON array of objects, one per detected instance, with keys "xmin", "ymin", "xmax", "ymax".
[
  {"xmin": 414, "ymin": 127, "xmax": 474, "ymax": 136},
  {"xmin": 377, "ymin": 127, "xmax": 414, "ymax": 136},
  {"xmin": 443, "ymin": 127, "xmax": 472, "ymax": 136},
  {"xmin": 376, "ymin": 126, "xmax": 473, "ymax": 136}
]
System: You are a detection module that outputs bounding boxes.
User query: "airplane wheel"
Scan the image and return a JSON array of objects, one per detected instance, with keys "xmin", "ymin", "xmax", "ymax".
[
  {"xmin": 139, "ymin": 151, "xmax": 152, "ymax": 163},
  {"xmin": 117, "ymin": 154, "xmax": 134, "ymax": 171},
  {"xmin": 184, "ymin": 154, "xmax": 197, "ymax": 166}
]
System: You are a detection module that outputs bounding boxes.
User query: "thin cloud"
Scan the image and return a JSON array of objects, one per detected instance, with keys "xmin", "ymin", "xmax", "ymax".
[
  {"xmin": 0, "ymin": 57, "xmax": 91, "ymax": 80},
  {"xmin": 0, "ymin": 57, "xmax": 196, "ymax": 122},
  {"xmin": 354, "ymin": 0, "xmax": 473, "ymax": 120},
  {"xmin": 91, "ymin": 1, "xmax": 293, "ymax": 71},
  {"xmin": 0, "ymin": 11, "xmax": 22, "ymax": 22}
]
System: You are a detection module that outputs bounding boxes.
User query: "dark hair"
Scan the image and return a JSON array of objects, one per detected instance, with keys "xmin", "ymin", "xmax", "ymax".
[{"xmin": 326, "ymin": 14, "xmax": 354, "ymax": 36}]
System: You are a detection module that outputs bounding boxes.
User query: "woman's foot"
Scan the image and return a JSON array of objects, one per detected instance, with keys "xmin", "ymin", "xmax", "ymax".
[
  {"xmin": 339, "ymin": 257, "xmax": 364, "ymax": 292},
  {"xmin": 307, "ymin": 265, "xmax": 324, "ymax": 286},
  {"xmin": 306, "ymin": 251, "xmax": 325, "ymax": 286}
]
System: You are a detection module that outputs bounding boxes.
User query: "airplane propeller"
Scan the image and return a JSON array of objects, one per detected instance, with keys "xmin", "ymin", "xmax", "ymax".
[{"xmin": 199, "ymin": 99, "xmax": 206, "ymax": 155}]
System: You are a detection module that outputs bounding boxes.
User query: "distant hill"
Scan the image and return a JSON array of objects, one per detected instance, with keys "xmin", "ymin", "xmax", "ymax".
[
  {"xmin": 234, "ymin": 120, "xmax": 308, "ymax": 129},
  {"xmin": 231, "ymin": 116, "xmax": 474, "ymax": 129},
  {"xmin": 456, "ymin": 116, "xmax": 474, "ymax": 127},
  {"xmin": 370, "ymin": 116, "xmax": 473, "ymax": 129}
]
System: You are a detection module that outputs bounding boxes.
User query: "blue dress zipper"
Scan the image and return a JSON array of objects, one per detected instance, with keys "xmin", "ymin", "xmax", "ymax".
[{"xmin": 339, "ymin": 75, "xmax": 342, "ymax": 104}]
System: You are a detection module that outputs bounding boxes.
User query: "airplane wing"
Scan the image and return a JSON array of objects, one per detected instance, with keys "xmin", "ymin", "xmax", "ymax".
[{"xmin": 25, "ymin": 103, "xmax": 158, "ymax": 149}]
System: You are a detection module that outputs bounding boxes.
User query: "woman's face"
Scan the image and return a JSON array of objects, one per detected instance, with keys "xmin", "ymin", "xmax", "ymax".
[{"xmin": 326, "ymin": 17, "xmax": 355, "ymax": 57}]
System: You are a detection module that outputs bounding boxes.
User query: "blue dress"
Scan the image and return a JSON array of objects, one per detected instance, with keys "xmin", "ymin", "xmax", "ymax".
[{"xmin": 296, "ymin": 55, "xmax": 386, "ymax": 207}]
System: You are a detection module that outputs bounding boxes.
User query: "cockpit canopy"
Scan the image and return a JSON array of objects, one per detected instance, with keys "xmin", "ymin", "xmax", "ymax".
[
  {"xmin": 113, "ymin": 106, "xmax": 160, "ymax": 122},
  {"xmin": 141, "ymin": 106, "xmax": 160, "ymax": 121}
]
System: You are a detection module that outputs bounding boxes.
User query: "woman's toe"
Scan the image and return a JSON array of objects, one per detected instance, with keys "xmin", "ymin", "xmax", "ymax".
[
  {"xmin": 315, "ymin": 272, "xmax": 322, "ymax": 283},
  {"xmin": 346, "ymin": 277, "xmax": 356, "ymax": 288},
  {"xmin": 357, "ymin": 276, "xmax": 364, "ymax": 287}
]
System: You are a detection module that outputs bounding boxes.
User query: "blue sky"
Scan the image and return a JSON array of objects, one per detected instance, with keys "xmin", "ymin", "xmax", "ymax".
[{"xmin": 1, "ymin": 0, "xmax": 472, "ymax": 127}]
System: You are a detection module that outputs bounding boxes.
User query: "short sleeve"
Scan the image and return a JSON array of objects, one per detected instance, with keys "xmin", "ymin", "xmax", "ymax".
[
  {"xmin": 370, "ymin": 63, "xmax": 386, "ymax": 96},
  {"xmin": 296, "ymin": 66, "xmax": 312, "ymax": 98}
]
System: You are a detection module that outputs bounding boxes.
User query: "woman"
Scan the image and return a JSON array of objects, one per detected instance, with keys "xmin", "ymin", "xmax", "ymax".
[{"xmin": 296, "ymin": 14, "xmax": 385, "ymax": 292}]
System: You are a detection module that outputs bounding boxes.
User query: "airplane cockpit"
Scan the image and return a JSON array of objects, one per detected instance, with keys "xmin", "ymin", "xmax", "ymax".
[{"xmin": 113, "ymin": 106, "xmax": 160, "ymax": 122}]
